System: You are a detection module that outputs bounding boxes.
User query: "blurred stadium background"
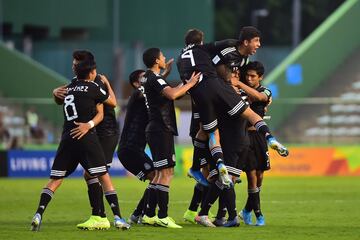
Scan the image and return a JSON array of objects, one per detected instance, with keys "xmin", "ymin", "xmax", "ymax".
[
  {"xmin": 0, "ymin": 0, "xmax": 360, "ymax": 239},
  {"xmin": 1, "ymin": 0, "xmax": 359, "ymax": 178}
]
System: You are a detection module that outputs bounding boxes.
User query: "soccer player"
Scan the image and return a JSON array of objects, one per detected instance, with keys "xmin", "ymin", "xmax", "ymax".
[
  {"xmin": 238, "ymin": 61, "xmax": 274, "ymax": 226},
  {"xmin": 209, "ymin": 65, "xmax": 251, "ymax": 227},
  {"xmin": 52, "ymin": 50, "xmax": 130, "ymax": 230},
  {"xmin": 211, "ymin": 26, "xmax": 261, "ymax": 82},
  {"xmin": 116, "ymin": 69, "xmax": 156, "ymax": 224},
  {"xmin": 177, "ymin": 29, "xmax": 288, "ymax": 227},
  {"xmin": 140, "ymin": 47, "xmax": 200, "ymax": 228},
  {"xmin": 30, "ymin": 54, "xmax": 127, "ymax": 231},
  {"xmin": 183, "ymin": 100, "xmax": 212, "ymax": 224}
]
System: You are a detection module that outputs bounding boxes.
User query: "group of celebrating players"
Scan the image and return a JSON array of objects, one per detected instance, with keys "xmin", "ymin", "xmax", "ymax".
[{"xmin": 30, "ymin": 26, "xmax": 289, "ymax": 231}]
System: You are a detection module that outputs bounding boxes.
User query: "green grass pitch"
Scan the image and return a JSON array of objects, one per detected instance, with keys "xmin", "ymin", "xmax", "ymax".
[{"xmin": 0, "ymin": 176, "xmax": 359, "ymax": 240}]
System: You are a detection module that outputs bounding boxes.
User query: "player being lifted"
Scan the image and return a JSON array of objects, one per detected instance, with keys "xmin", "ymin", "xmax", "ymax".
[
  {"xmin": 52, "ymin": 50, "xmax": 130, "ymax": 230},
  {"xmin": 140, "ymin": 48, "xmax": 200, "ymax": 228},
  {"xmin": 30, "ymin": 54, "xmax": 127, "ymax": 231},
  {"xmin": 177, "ymin": 28, "xmax": 288, "ymax": 227}
]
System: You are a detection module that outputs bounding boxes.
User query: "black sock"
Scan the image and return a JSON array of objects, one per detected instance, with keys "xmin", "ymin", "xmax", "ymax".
[
  {"xmin": 223, "ymin": 187, "xmax": 237, "ymax": 220},
  {"xmin": 105, "ymin": 190, "xmax": 121, "ymax": 218},
  {"xmin": 198, "ymin": 180, "xmax": 223, "ymax": 216},
  {"xmin": 253, "ymin": 187, "xmax": 262, "ymax": 217},
  {"xmin": 189, "ymin": 183, "xmax": 203, "ymax": 211},
  {"xmin": 254, "ymin": 120, "xmax": 272, "ymax": 138},
  {"xmin": 210, "ymin": 146, "xmax": 224, "ymax": 166},
  {"xmin": 245, "ymin": 188, "xmax": 258, "ymax": 212},
  {"xmin": 200, "ymin": 185, "xmax": 209, "ymax": 209},
  {"xmin": 99, "ymin": 192, "xmax": 106, "ymax": 218},
  {"xmin": 192, "ymin": 138, "xmax": 208, "ymax": 171},
  {"xmin": 36, "ymin": 188, "xmax": 54, "ymax": 216},
  {"xmin": 156, "ymin": 184, "xmax": 169, "ymax": 219},
  {"xmin": 133, "ymin": 188, "xmax": 149, "ymax": 216},
  {"xmin": 216, "ymin": 191, "xmax": 227, "ymax": 219},
  {"xmin": 145, "ymin": 183, "xmax": 157, "ymax": 217},
  {"xmin": 86, "ymin": 178, "xmax": 105, "ymax": 217}
]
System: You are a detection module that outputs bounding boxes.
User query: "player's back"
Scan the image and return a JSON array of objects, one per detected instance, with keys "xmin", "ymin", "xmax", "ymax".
[
  {"xmin": 93, "ymin": 76, "xmax": 119, "ymax": 137},
  {"xmin": 62, "ymin": 80, "xmax": 108, "ymax": 139},
  {"xmin": 119, "ymin": 88, "xmax": 148, "ymax": 151},
  {"xmin": 177, "ymin": 44, "xmax": 218, "ymax": 82},
  {"xmin": 142, "ymin": 70, "xmax": 178, "ymax": 135}
]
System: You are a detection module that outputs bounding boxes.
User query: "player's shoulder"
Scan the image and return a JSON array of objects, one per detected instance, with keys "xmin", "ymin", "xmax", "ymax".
[
  {"xmin": 258, "ymin": 85, "xmax": 272, "ymax": 96},
  {"xmin": 144, "ymin": 70, "xmax": 166, "ymax": 84},
  {"xmin": 219, "ymin": 46, "xmax": 237, "ymax": 56},
  {"xmin": 94, "ymin": 75, "xmax": 106, "ymax": 87}
]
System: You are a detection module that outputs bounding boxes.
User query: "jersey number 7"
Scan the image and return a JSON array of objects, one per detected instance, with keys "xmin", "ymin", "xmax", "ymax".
[{"xmin": 181, "ymin": 50, "xmax": 195, "ymax": 66}]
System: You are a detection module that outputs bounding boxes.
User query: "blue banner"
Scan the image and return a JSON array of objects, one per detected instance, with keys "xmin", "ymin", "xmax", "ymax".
[{"xmin": 7, "ymin": 150, "xmax": 127, "ymax": 178}]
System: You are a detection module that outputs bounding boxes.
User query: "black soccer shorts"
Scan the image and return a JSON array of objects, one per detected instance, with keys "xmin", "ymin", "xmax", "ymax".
[
  {"xmin": 245, "ymin": 130, "xmax": 270, "ymax": 172},
  {"xmin": 50, "ymin": 132, "xmax": 107, "ymax": 179},
  {"xmin": 117, "ymin": 147, "xmax": 154, "ymax": 181},
  {"xmin": 99, "ymin": 134, "xmax": 119, "ymax": 168},
  {"xmin": 190, "ymin": 77, "xmax": 248, "ymax": 133},
  {"xmin": 146, "ymin": 131, "xmax": 176, "ymax": 170}
]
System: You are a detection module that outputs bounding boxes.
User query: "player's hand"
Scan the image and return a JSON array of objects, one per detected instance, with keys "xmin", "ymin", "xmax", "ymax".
[
  {"xmin": 265, "ymin": 97, "xmax": 272, "ymax": 113},
  {"xmin": 99, "ymin": 74, "xmax": 110, "ymax": 85},
  {"xmin": 162, "ymin": 58, "xmax": 174, "ymax": 77},
  {"xmin": 70, "ymin": 121, "xmax": 91, "ymax": 140},
  {"xmin": 185, "ymin": 72, "xmax": 201, "ymax": 86},
  {"xmin": 53, "ymin": 85, "xmax": 67, "ymax": 100}
]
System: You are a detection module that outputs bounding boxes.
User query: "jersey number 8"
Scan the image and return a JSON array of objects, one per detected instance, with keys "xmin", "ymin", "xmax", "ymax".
[{"xmin": 64, "ymin": 94, "xmax": 78, "ymax": 121}]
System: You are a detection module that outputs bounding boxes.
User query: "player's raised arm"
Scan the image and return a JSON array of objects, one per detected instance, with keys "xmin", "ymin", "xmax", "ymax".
[
  {"xmin": 233, "ymin": 80, "xmax": 268, "ymax": 102},
  {"xmin": 161, "ymin": 58, "xmax": 174, "ymax": 79}
]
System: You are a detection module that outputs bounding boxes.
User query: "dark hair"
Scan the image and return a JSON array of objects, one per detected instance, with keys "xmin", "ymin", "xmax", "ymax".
[
  {"xmin": 74, "ymin": 59, "xmax": 97, "ymax": 79},
  {"xmin": 72, "ymin": 50, "xmax": 94, "ymax": 62},
  {"xmin": 239, "ymin": 26, "xmax": 261, "ymax": 43},
  {"xmin": 185, "ymin": 29, "xmax": 204, "ymax": 45},
  {"xmin": 129, "ymin": 69, "xmax": 145, "ymax": 88},
  {"xmin": 246, "ymin": 61, "xmax": 265, "ymax": 77},
  {"xmin": 143, "ymin": 48, "xmax": 160, "ymax": 68}
]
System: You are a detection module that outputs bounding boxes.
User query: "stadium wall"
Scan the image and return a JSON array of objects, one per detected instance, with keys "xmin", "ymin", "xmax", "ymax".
[
  {"xmin": 263, "ymin": 0, "xmax": 360, "ymax": 130},
  {"xmin": 1, "ymin": 146, "xmax": 359, "ymax": 178},
  {"xmin": 0, "ymin": 42, "xmax": 68, "ymax": 126}
]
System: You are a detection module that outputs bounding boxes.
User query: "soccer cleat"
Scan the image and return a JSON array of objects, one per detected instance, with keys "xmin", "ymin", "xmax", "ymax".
[
  {"xmin": 255, "ymin": 215, "xmax": 265, "ymax": 226},
  {"xmin": 223, "ymin": 216, "xmax": 240, "ymax": 227},
  {"xmin": 187, "ymin": 169, "xmax": 209, "ymax": 187},
  {"xmin": 156, "ymin": 216, "xmax": 182, "ymax": 228},
  {"xmin": 77, "ymin": 215, "xmax": 110, "ymax": 230},
  {"xmin": 267, "ymin": 136, "xmax": 289, "ymax": 157},
  {"xmin": 195, "ymin": 215, "xmax": 216, "ymax": 227},
  {"xmin": 239, "ymin": 209, "xmax": 252, "ymax": 225},
  {"xmin": 141, "ymin": 215, "xmax": 157, "ymax": 225},
  {"xmin": 128, "ymin": 214, "xmax": 142, "ymax": 224},
  {"xmin": 183, "ymin": 209, "xmax": 197, "ymax": 224},
  {"xmin": 114, "ymin": 216, "xmax": 131, "ymax": 230},
  {"xmin": 30, "ymin": 213, "xmax": 42, "ymax": 231},
  {"xmin": 217, "ymin": 163, "xmax": 233, "ymax": 187},
  {"xmin": 212, "ymin": 217, "xmax": 226, "ymax": 227}
]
